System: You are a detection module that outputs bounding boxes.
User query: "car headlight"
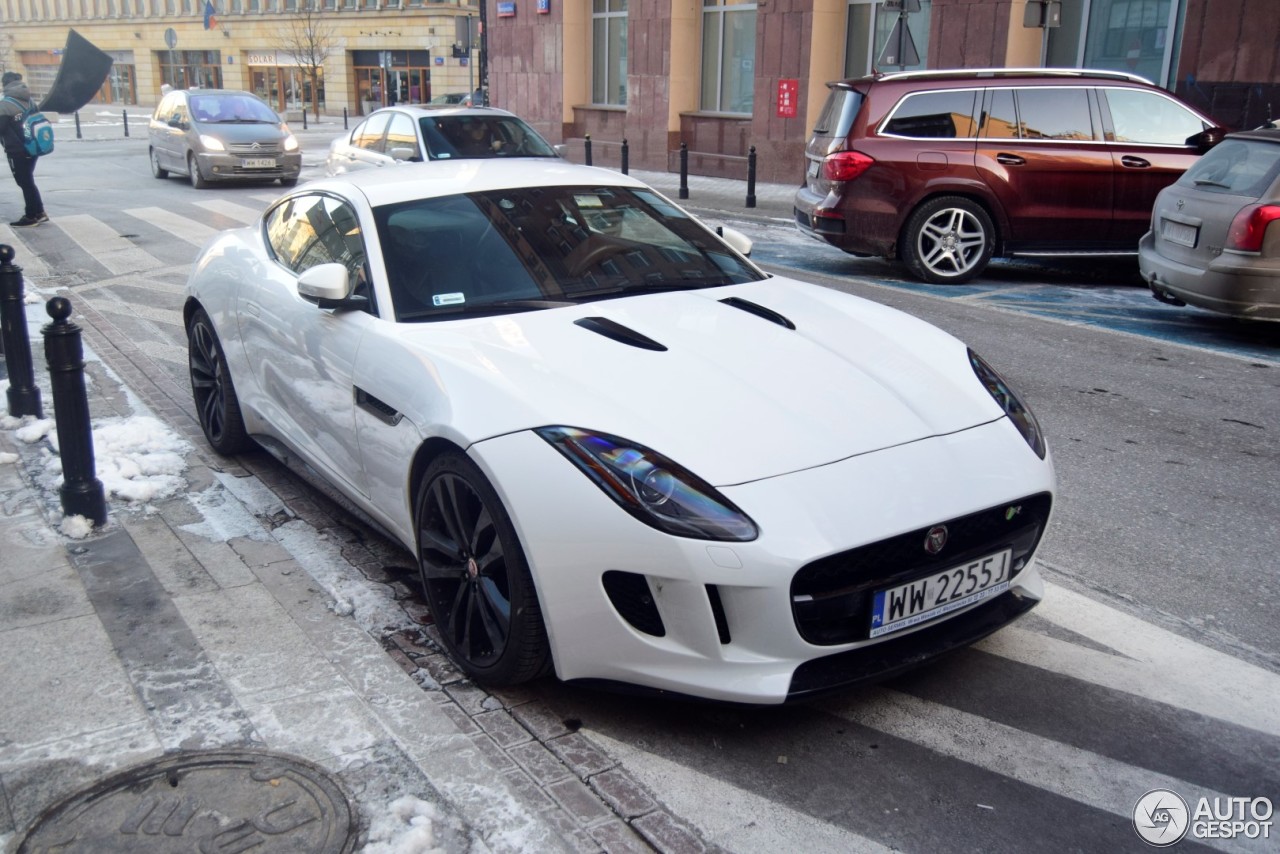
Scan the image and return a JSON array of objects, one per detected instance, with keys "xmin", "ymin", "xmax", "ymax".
[
  {"xmin": 198, "ymin": 134, "xmax": 226, "ymax": 151},
  {"xmin": 535, "ymin": 426, "xmax": 758, "ymax": 541},
  {"xmin": 969, "ymin": 350, "xmax": 1046, "ymax": 459},
  {"xmin": 283, "ymin": 133, "xmax": 300, "ymax": 152}
]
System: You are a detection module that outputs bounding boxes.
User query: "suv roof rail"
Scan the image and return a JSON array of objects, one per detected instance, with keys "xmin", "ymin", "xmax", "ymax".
[{"xmin": 874, "ymin": 67, "xmax": 1155, "ymax": 86}]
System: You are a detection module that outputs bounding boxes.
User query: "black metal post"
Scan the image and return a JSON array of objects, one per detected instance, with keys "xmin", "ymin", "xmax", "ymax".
[
  {"xmin": 678, "ymin": 142, "xmax": 689, "ymax": 199},
  {"xmin": 343, "ymin": 107, "xmax": 349, "ymax": 130},
  {"xmin": 584, "ymin": 134, "xmax": 592, "ymax": 166},
  {"xmin": 122, "ymin": 110, "xmax": 129, "ymax": 138},
  {"xmin": 0, "ymin": 245, "xmax": 42, "ymax": 418},
  {"xmin": 42, "ymin": 297, "xmax": 107, "ymax": 527},
  {"xmin": 746, "ymin": 145, "xmax": 757, "ymax": 209},
  {"xmin": 74, "ymin": 111, "xmax": 82, "ymax": 140},
  {"xmin": 621, "ymin": 138, "xmax": 629, "ymax": 174},
  {"xmin": 302, "ymin": 108, "xmax": 308, "ymax": 130}
]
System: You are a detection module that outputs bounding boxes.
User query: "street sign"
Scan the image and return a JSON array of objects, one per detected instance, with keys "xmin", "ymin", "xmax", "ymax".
[
  {"xmin": 164, "ymin": 28, "xmax": 177, "ymax": 50},
  {"xmin": 878, "ymin": 17, "xmax": 920, "ymax": 68}
]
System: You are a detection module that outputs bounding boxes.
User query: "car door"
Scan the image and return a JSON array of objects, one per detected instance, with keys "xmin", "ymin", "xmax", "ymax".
[
  {"xmin": 975, "ymin": 86, "xmax": 1114, "ymax": 249},
  {"xmin": 155, "ymin": 93, "xmax": 189, "ymax": 171},
  {"xmin": 245, "ymin": 192, "xmax": 377, "ymax": 499},
  {"xmin": 1100, "ymin": 86, "xmax": 1213, "ymax": 244},
  {"xmin": 346, "ymin": 111, "xmax": 395, "ymax": 172}
]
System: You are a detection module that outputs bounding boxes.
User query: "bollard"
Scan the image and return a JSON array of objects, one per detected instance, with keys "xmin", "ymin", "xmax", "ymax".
[
  {"xmin": 584, "ymin": 134, "xmax": 592, "ymax": 167},
  {"xmin": 621, "ymin": 138, "xmax": 629, "ymax": 175},
  {"xmin": 74, "ymin": 111, "xmax": 82, "ymax": 140},
  {"xmin": 343, "ymin": 107, "xmax": 348, "ymax": 130},
  {"xmin": 678, "ymin": 142, "xmax": 689, "ymax": 199},
  {"xmin": 746, "ymin": 145, "xmax": 757, "ymax": 209},
  {"xmin": 302, "ymin": 108, "xmax": 308, "ymax": 130},
  {"xmin": 42, "ymin": 297, "xmax": 107, "ymax": 527},
  {"xmin": 0, "ymin": 245, "xmax": 43, "ymax": 417},
  {"xmin": 122, "ymin": 110, "xmax": 129, "ymax": 138}
]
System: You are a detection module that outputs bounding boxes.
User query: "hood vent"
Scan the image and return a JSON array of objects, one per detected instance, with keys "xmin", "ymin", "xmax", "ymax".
[
  {"xmin": 574, "ymin": 316, "xmax": 668, "ymax": 351},
  {"xmin": 720, "ymin": 297, "xmax": 796, "ymax": 330}
]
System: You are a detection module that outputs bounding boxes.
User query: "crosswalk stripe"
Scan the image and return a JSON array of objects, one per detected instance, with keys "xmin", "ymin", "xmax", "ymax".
[
  {"xmin": 587, "ymin": 730, "xmax": 895, "ymax": 854},
  {"xmin": 820, "ymin": 688, "xmax": 1254, "ymax": 854},
  {"xmin": 0, "ymin": 226, "xmax": 50, "ymax": 279},
  {"xmin": 978, "ymin": 581, "xmax": 1280, "ymax": 737},
  {"xmin": 89, "ymin": 299, "xmax": 184, "ymax": 328},
  {"xmin": 56, "ymin": 214, "xmax": 164, "ymax": 276},
  {"xmin": 248, "ymin": 192, "xmax": 284, "ymax": 205},
  {"xmin": 74, "ymin": 270, "xmax": 189, "ymax": 295},
  {"xmin": 192, "ymin": 200, "xmax": 263, "ymax": 225},
  {"xmin": 125, "ymin": 207, "xmax": 220, "ymax": 247}
]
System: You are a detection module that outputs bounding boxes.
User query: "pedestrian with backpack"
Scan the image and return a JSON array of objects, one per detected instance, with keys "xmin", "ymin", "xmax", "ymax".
[{"xmin": 1, "ymin": 71, "xmax": 50, "ymax": 228}]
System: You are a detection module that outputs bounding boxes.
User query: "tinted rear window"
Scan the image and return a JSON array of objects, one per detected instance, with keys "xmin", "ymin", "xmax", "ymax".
[
  {"xmin": 1176, "ymin": 138, "xmax": 1280, "ymax": 197},
  {"xmin": 812, "ymin": 87, "xmax": 864, "ymax": 138},
  {"xmin": 882, "ymin": 90, "xmax": 978, "ymax": 139}
]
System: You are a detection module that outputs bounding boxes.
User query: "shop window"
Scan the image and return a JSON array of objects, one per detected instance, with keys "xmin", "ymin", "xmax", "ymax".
[
  {"xmin": 591, "ymin": 0, "xmax": 627, "ymax": 106},
  {"xmin": 700, "ymin": 0, "xmax": 755, "ymax": 114}
]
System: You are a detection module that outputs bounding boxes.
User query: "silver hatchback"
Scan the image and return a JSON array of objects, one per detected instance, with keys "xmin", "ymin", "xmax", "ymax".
[{"xmin": 148, "ymin": 89, "xmax": 302, "ymax": 189}]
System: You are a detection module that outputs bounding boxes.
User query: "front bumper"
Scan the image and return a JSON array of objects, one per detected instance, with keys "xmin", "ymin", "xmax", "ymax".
[
  {"xmin": 1139, "ymin": 230, "xmax": 1280, "ymax": 321},
  {"xmin": 471, "ymin": 417, "xmax": 1055, "ymax": 704},
  {"xmin": 196, "ymin": 150, "xmax": 303, "ymax": 182}
]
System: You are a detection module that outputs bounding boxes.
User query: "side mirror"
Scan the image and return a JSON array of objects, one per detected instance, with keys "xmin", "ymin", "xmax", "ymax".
[
  {"xmin": 167, "ymin": 116, "xmax": 183, "ymax": 128},
  {"xmin": 389, "ymin": 146, "xmax": 419, "ymax": 162},
  {"xmin": 1189, "ymin": 126, "xmax": 1227, "ymax": 152},
  {"xmin": 298, "ymin": 263, "xmax": 364, "ymax": 310},
  {"xmin": 553, "ymin": 144, "xmax": 567, "ymax": 158},
  {"xmin": 716, "ymin": 225, "xmax": 753, "ymax": 258}
]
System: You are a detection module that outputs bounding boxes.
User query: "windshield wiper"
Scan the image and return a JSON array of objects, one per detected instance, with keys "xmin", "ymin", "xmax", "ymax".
[
  {"xmin": 398, "ymin": 298, "xmax": 575, "ymax": 320},
  {"xmin": 1193, "ymin": 178, "xmax": 1231, "ymax": 188}
]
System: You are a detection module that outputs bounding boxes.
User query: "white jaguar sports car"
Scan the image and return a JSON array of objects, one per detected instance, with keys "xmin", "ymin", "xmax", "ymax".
[{"xmin": 184, "ymin": 160, "xmax": 1055, "ymax": 704}]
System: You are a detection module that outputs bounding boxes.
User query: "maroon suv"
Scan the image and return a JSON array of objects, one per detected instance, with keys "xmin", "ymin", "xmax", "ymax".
[{"xmin": 793, "ymin": 69, "xmax": 1225, "ymax": 283}]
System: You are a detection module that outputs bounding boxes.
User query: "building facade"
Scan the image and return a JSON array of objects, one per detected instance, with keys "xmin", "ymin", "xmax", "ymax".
[{"xmin": 2, "ymin": 0, "xmax": 1276, "ymax": 182}]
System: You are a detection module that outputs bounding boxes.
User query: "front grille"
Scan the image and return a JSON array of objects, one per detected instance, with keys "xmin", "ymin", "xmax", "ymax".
[
  {"xmin": 791, "ymin": 493, "xmax": 1052, "ymax": 645},
  {"xmin": 227, "ymin": 143, "xmax": 284, "ymax": 156}
]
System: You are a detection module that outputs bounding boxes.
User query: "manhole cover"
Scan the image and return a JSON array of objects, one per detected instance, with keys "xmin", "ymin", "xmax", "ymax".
[{"xmin": 18, "ymin": 749, "xmax": 357, "ymax": 853}]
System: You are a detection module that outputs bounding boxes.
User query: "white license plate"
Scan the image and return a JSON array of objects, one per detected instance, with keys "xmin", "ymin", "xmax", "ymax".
[
  {"xmin": 1162, "ymin": 219, "xmax": 1198, "ymax": 248},
  {"xmin": 869, "ymin": 549, "xmax": 1012, "ymax": 639},
  {"xmin": 807, "ymin": 160, "xmax": 820, "ymax": 178},
  {"xmin": 241, "ymin": 157, "xmax": 277, "ymax": 169}
]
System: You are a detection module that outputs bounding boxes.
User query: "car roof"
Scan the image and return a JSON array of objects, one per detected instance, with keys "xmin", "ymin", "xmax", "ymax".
[
  {"xmin": 831, "ymin": 67, "xmax": 1159, "ymax": 90},
  {"xmin": 297, "ymin": 160, "xmax": 650, "ymax": 208},
  {"xmin": 366, "ymin": 105, "xmax": 518, "ymax": 119}
]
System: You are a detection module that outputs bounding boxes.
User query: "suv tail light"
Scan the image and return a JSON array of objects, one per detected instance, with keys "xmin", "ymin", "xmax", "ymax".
[
  {"xmin": 1225, "ymin": 204, "xmax": 1280, "ymax": 253},
  {"xmin": 822, "ymin": 151, "xmax": 874, "ymax": 182}
]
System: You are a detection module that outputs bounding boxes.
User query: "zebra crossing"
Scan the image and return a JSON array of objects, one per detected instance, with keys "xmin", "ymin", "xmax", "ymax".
[{"xmin": 5, "ymin": 195, "xmax": 1277, "ymax": 853}]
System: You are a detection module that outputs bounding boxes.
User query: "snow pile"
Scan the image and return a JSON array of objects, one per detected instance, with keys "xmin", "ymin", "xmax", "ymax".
[{"xmin": 362, "ymin": 796, "xmax": 447, "ymax": 854}]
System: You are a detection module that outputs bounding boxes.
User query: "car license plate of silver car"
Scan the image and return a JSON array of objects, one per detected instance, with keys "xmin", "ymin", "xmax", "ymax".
[
  {"xmin": 1162, "ymin": 219, "xmax": 1198, "ymax": 248},
  {"xmin": 869, "ymin": 549, "xmax": 1012, "ymax": 639},
  {"xmin": 241, "ymin": 157, "xmax": 277, "ymax": 169}
]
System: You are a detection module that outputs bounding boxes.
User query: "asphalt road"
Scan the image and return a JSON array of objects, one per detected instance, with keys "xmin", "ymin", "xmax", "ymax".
[{"xmin": 8, "ymin": 132, "xmax": 1277, "ymax": 853}]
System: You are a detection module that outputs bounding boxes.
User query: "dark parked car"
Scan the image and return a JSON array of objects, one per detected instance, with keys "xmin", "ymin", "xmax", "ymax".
[
  {"xmin": 794, "ymin": 68, "xmax": 1224, "ymax": 283},
  {"xmin": 1140, "ymin": 128, "xmax": 1280, "ymax": 321}
]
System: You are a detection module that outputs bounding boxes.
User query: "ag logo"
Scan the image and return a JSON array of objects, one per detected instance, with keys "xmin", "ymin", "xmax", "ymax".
[{"xmin": 1134, "ymin": 789, "xmax": 1190, "ymax": 846}]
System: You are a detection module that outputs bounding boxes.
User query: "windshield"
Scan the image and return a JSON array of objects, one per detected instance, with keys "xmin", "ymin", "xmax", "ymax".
[
  {"xmin": 190, "ymin": 94, "xmax": 280, "ymax": 124},
  {"xmin": 374, "ymin": 185, "xmax": 764, "ymax": 321},
  {"xmin": 418, "ymin": 115, "xmax": 558, "ymax": 159}
]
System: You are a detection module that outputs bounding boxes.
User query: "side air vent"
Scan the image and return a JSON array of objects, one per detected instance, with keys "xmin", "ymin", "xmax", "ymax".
[
  {"xmin": 706, "ymin": 585, "xmax": 731, "ymax": 644},
  {"xmin": 719, "ymin": 297, "xmax": 796, "ymax": 330},
  {"xmin": 574, "ymin": 316, "xmax": 668, "ymax": 351},
  {"xmin": 602, "ymin": 571, "xmax": 666, "ymax": 636}
]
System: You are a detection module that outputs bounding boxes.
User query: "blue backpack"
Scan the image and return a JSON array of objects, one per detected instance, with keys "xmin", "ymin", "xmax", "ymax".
[{"xmin": 4, "ymin": 96, "xmax": 54, "ymax": 157}]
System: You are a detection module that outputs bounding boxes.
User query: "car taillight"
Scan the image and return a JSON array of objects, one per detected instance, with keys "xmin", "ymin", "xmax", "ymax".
[
  {"xmin": 822, "ymin": 151, "xmax": 874, "ymax": 182},
  {"xmin": 1225, "ymin": 204, "xmax": 1280, "ymax": 252}
]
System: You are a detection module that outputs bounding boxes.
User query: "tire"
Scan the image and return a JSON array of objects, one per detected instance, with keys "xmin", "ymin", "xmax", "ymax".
[
  {"xmin": 902, "ymin": 196, "xmax": 995, "ymax": 284},
  {"xmin": 187, "ymin": 308, "xmax": 254, "ymax": 455},
  {"xmin": 279, "ymin": 177, "xmax": 298, "ymax": 187},
  {"xmin": 415, "ymin": 452, "xmax": 551, "ymax": 686},
  {"xmin": 188, "ymin": 153, "xmax": 210, "ymax": 190},
  {"xmin": 150, "ymin": 148, "xmax": 168, "ymax": 179}
]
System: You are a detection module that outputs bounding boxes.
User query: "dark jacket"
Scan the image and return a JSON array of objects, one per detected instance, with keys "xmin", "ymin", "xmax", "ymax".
[{"xmin": 0, "ymin": 79, "xmax": 37, "ymax": 160}]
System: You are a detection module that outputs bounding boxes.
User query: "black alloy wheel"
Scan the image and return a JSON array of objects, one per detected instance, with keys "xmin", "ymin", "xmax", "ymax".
[
  {"xmin": 187, "ymin": 308, "xmax": 254, "ymax": 455},
  {"xmin": 416, "ymin": 452, "xmax": 550, "ymax": 686}
]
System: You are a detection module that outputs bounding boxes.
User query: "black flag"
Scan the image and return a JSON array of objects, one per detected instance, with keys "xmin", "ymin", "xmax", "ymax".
[{"xmin": 37, "ymin": 30, "xmax": 114, "ymax": 114}]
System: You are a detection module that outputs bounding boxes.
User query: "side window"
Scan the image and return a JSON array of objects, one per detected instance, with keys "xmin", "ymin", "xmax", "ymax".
[
  {"xmin": 1105, "ymin": 88, "xmax": 1208, "ymax": 145},
  {"xmin": 385, "ymin": 113, "xmax": 419, "ymax": 160},
  {"xmin": 265, "ymin": 195, "xmax": 375, "ymax": 310},
  {"xmin": 881, "ymin": 90, "xmax": 978, "ymax": 139},
  {"xmin": 1014, "ymin": 88, "xmax": 1096, "ymax": 141},
  {"xmin": 355, "ymin": 112, "xmax": 392, "ymax": 152},
  {"xmin": 980, "ymin": 89, "xmax": 1019, "ymax": 139}
]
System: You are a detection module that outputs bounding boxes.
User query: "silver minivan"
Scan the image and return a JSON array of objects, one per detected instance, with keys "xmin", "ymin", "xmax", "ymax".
[{"xmin": 148, "ymin": 89, "xmax": 302, "ymax": 189}]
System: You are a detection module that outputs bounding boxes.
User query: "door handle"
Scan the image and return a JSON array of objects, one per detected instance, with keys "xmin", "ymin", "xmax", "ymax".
[
  {"xmin": 995, "ymin": 153, "xmax": 1026, "ymax": 166},
  {"xmin": 1121, "ymin": 155, "xmax": 1151, "ymax": 168}
]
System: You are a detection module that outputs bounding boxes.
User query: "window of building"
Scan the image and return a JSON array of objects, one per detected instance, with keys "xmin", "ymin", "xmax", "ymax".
[
  {"xmin": 845, "ymin": 0, "xmax": 932, "ymax": 77},
  {"xmin": 700, "ymin": 0, "xmax": 755, "ymax": 114},
  {"xmin": 591, "ymin": 0, "xmax": 627, "ymax": 106}
]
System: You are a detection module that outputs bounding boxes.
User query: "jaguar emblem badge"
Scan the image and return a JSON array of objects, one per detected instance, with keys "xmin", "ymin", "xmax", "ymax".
[{"xmin": 924, "ymin": 525, "xmax": 948, "ymax": 555}]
